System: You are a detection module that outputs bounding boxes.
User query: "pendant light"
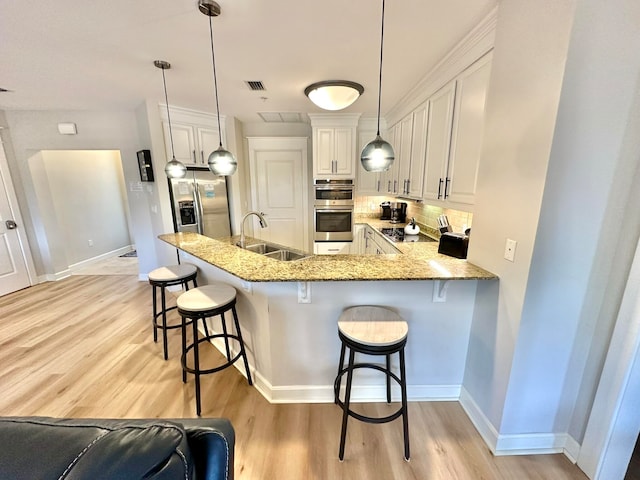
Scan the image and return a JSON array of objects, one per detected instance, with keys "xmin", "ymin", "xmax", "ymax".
[
  {"xmin": 360, "ymin": 0, "xmax": 395, "ymax": 172},
  {"xmin": 199, "ymin": 0, "xmax": 237, "ymax": 176},
  {"xmin": 154, "ymin": 60, "xmax": 187, "ymax": 179}
]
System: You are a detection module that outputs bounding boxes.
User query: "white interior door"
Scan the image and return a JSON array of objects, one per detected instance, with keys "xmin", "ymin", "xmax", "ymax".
[
  {"xmin": 0, "ymin": 142, "xmax": 32, "ymax": 295},
  {"xmin": 248, "ymin": 137, "xmax": 308, "ymax": 251}
]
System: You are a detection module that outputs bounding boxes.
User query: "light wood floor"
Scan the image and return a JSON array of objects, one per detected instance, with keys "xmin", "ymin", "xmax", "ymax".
[{"xmin": 0, "ymin": 275, "xmax": 588, "ymax": 479}]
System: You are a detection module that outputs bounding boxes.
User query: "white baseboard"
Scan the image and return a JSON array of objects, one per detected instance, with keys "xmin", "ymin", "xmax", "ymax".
[
  {"xmin": 459, "ymin": 387, "xmax": 581, "ymax": 460},
  {"xmin": 459, "ymin": 386, "xmax": 499, "ymax": 452},
  {"xmin": 38, "ymin": 270, "xmax": 72, "ymax": 283},
  {"xmin": 68, "ymin": 245, "xmax": 134, "ymax": 272},
  {"xmin": 563, "ymin": 434, "xmax": 581, "ymax": 463}
]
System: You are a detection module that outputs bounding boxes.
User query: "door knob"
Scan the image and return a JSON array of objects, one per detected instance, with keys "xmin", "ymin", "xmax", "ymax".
[{"xmin": 5, "ymin": 220, "xmax": 18, "ymax": 230}]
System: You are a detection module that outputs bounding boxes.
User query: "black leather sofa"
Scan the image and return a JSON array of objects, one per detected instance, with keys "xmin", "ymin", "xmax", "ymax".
[{"xmin": 0, "ymin": 417, "xmax": 234, "ymax": 480}]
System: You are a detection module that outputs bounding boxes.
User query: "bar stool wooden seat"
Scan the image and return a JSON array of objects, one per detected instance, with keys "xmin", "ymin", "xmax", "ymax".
[
  {"xmin": 177, "ymin": 282, "xmax": 253, "ymax": 416},
  {"xmin": 148, "ymin": 263, "xmax": 198, "ymax": 360},
  {"xmin": 334, "ymin": 305, "xmax": 410, "ymax": 461}
]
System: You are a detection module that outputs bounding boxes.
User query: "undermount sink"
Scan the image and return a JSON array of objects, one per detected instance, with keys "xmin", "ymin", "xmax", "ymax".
[
  {"xmin": 236, "ymin": 241, "xmax": 310, "ymax": 261},
  {"xmin": 263, "ymin": 250, "xmax": 309, "ymax": 261},
  {"xmin": 240, "ymin": 242, "xmax": 280, "ymax": 254}
]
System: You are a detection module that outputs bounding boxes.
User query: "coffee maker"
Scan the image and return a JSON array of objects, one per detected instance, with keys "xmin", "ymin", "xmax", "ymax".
[{"xmin": 390, "ymin": 202, "xmax": 407, "ymax": 223}]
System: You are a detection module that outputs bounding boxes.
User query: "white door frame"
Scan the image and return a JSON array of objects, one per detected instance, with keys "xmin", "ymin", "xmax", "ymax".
[
  {"xmin": 0, "ymin": 134, "xmax": 36, "ymax": 291},
  {"xmin": 578, "ymin": 234, "xmax": 640, "ymax": 479}
]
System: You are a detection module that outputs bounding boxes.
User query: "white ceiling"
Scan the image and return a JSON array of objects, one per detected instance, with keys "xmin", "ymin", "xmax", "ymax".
[{"xmin": 0, "ymin": 0, "xmax": 497, "ymax": 123}]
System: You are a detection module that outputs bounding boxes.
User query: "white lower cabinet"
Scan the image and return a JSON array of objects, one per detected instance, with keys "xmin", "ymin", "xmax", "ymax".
[
  {"xmin": 314, "ymin": 242, "xmax": 352, "ymax": 255},
  {"xmin": 362, "ymin": 225, "xmax": 400, "ymax": 255}
]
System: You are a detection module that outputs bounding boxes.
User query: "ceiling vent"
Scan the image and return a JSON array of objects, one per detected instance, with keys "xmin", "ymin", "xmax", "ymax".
[{"xmin": 245, "ymin": 81, "xmax": 266, "ymax": 91}]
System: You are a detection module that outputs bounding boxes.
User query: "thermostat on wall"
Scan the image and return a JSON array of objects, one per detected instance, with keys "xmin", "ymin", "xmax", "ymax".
[{"xmin": 57, "ymin": 122, "xmax": 77, "ymax": 135}]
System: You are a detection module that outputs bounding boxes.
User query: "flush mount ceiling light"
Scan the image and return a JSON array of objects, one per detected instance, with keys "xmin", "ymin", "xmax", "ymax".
[
  {"xmin": 155, "ymin": 60, "xmax": 187, "ymax": 179},
  {"xmin": 199, "ymin": 0, "xmax": 237, "ymax": 176},
  {"xmin": 304, "ymin": 80, "xmax": 364, "ymax": 111},
  {"xmin": 360, "ymin": 0, "xmax": 394, "ymax": 173}
]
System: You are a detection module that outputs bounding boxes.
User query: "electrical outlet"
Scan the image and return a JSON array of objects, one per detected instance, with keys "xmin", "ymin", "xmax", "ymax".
[
  {"xmin": 88, "ymin": 239, "xmax": 94, "ymax": 247},
  {"xmin": 504, "ymin": 238, "xmax": 517, "ymax": 262}
]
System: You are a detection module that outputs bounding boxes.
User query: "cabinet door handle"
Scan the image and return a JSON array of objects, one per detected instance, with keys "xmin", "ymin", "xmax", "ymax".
[
  {"xmin": 437, "ymin": 178, "xmax": 444, "ymax": 199},
  {"xmin": 387, "ymin": 180, "xmax": 391, "ymax": 192},
  {"xmin": 328, "ymin": 248, "xmax": 340, "ymax": 252},
  {"xmin": 377, "ymin": 179, "xmax": 381, "ymax": 192},
  {"xmin": 192, "ymin": 150, "xmax": 197, "ymax": 163},
  {"xmin": 444, "ymin": 177, "xmax": 451, "ymax": 198},
  {"xmin": 406, "ymin": 179, "xmax": 411, "ymax": 194},
  {"xmin": 393, "ymin": 180, "xmax": 397, "ymax": 193},
  {"xmin": 201, "ymin": 151, "xmax": 205, "ymax": 164}
]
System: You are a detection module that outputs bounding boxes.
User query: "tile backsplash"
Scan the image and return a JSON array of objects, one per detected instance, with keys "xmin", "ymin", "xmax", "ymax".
[{"xmin": 355, "ymin": 195, "xmax": 473, "ymax": 236}]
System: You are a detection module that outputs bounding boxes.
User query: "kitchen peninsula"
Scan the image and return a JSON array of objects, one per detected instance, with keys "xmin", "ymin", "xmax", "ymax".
[{"xmin": 159, "ymin": 228, "xmax": 497, "ymax": 404}]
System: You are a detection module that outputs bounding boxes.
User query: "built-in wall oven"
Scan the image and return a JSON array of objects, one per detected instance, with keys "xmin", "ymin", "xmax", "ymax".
[{"xmin": 313, "ymin": 179, "xmax": 354, "ymax": 242}]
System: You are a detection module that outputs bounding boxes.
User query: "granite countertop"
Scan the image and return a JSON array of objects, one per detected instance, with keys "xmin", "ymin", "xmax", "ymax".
[{"xmin": 158, "ymin": 220, "xmax": 497, "ymax": 283}]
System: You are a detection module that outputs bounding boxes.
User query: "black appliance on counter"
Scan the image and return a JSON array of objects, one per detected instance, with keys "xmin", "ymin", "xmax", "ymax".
[
  {"xmin": 380, "ymin": 202, "xmax": 407, "ymax": 223},
  {"xmin": 438, "ymin": 232, "xmax": 469, "ymax": 259}
]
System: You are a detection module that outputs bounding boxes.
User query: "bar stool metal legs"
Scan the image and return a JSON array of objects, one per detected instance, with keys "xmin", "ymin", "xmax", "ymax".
[
  {"xmin": 148, "ymin": 264, "xmax": 198, "ymax": 360},
  {"xmin": 334, "ymin": 305, "xmax": 410, "ymax": 461},
  {"xmin": 177, "ymin": 283, "xmax": 253, "ymax": 416}
]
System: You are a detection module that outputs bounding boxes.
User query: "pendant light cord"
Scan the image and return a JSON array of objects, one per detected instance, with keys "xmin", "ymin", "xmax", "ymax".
[
  {"xmin": 161, "ymin": 66, "xmax": 176, "ymax": 158},
  {"xmin": 376, "ymin": 0, "xmax": 386, "ymax": 136},
  {"xmin": 208, "ymin": 15, "xmax": 224, "ymax": 148}
]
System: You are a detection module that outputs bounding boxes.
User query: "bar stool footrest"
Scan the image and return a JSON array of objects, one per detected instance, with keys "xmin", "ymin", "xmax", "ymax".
[
  {"xmin": 182, "ymin": 334, "xmax": 247, "ymax": 376},
  {"xmin": 334, "ymin": 363, "xmax": 404, "ymax": 424}
]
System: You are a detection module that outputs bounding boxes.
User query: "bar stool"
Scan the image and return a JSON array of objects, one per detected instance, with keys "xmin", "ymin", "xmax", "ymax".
[
  {"xmin": 334, "ymin": 305, "xmax": 410, "ymax": 461},
  {"xmin": 177, "ymin": 282, "xmax": 253, "ymax": 416},
  {"xmin": 148, "ymin": 264, "xmax": 198, "ymax": 360}
]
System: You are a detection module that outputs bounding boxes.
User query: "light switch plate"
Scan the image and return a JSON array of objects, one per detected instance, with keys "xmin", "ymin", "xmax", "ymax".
[{"xmin": 504, "ymin": 238, "xmax": 517, "ymax": 262}]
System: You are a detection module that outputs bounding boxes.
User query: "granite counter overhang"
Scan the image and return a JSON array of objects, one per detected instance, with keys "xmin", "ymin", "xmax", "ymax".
[{"xmin": 158, "ymin": 229, "xmax": 497, "ymax": 283}]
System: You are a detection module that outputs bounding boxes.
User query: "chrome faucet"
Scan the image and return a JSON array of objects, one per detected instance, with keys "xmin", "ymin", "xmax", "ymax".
[{"xmin": 239, "ymin": 211, "xmax": 268, "ymax": 247}]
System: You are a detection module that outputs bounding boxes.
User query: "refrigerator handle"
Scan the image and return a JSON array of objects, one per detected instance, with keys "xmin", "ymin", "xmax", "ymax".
[{"xmin": 193, "ymin": 183, "xmax": 203, "ymax": 235}]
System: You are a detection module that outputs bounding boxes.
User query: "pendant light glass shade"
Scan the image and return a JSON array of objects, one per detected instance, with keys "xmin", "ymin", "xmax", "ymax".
[
  {"xmin": 154, "ymin": 60, "xmax": 187, "ymax": 179},
  {"xmin": 200, "ymin": 0, "xmax": 237, "ymax": 176},
  {"xmin": 208, "ymin": 146, "xmax": 237, "ymax": 176},
  {"xmin": 304, "ymin": 81, "xmax": 364, "ymax": 111},
  {"xmin": 361, "ymin": 135, "xmax": 395, "ymax": 172},
  {"xmin": 360, "ymin": 0, "xmax": 394, "ymax": 173},
  {"xmin": 164, "ymin": 157, "xmax": 188, "ymax": 178}
]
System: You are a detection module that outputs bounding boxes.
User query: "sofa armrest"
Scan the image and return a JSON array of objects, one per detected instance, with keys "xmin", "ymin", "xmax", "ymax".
[{"xmin": 175, "ymin": 418, "xmax": 235, "ymax": 480}]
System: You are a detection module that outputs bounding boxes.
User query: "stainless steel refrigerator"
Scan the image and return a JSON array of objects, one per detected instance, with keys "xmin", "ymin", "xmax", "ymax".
[{"xmin": 169, "ymin": 168, "xmax": 231, "ymax": 239}]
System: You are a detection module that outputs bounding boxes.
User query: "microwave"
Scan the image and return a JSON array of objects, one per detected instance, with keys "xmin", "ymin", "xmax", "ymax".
[{"xmin": 313, "ymin": 179, "xmax": 354, "ymax": 206}]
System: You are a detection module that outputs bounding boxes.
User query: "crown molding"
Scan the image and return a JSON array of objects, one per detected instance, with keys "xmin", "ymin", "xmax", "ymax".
[{"xmin": 385, "ymin": 7, "xmax": 498, "ymax": 126}]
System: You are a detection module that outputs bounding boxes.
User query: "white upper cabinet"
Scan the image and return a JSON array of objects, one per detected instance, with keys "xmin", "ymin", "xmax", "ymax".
[
  {"xmin": 394, "ymin": 102, "xmax": 429, "ymax": 199},
  {"xmin": 310, "ymin": 114, "xmax": 361, "ymax": 179},
  {"xmin": 423, "ymin": 81, "xmax": 456, "ymax": 201},
  {"xmin": 196, "ymin": 127, "xmax": 221, "ymax": 166},
  {"xmin": 164, "ymin": 122, "xmax": 197, "ymax": 166},
  {"xmin": 356, "ymin": 123, "xmax": 382, "ymax": 194},
  {"xmin": 446, "ymin": 52, "xmax": 492, "ymax": 205},
  {"xmin": 159, "ymin": 106, "xmax": 226, "ymax": 168},
  {"xmin": 422, "ymin": 52, "xmax": 492, "ymax": 205},
  {"xmin": 381, "ymin": 122, "xmax": 402, "ymax": 195}
]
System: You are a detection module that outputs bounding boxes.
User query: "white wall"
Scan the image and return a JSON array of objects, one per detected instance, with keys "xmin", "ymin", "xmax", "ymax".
[
  {"xmin": 463, "ymin": 0, "xmax": 576, "ymax": 431},
  {"xmin": 31, "ymin": 150, "xmax": 132, "ymax": 266},
  {"xmin": 2, "ymin": 109, "xmax": 150, "ymax": 278},
  {"xmin": 464, "ymin": 0, "xmax": 640, "ymax": 459}
]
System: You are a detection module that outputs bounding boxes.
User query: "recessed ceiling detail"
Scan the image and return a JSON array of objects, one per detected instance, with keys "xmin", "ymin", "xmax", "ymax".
[
  {"xmin": 258, "ymin": 112, "xmax": 306, "ymax": 123},
  {"xmin": 246, "ymin": 81, "xmax": 266, "ymax": 91}
]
